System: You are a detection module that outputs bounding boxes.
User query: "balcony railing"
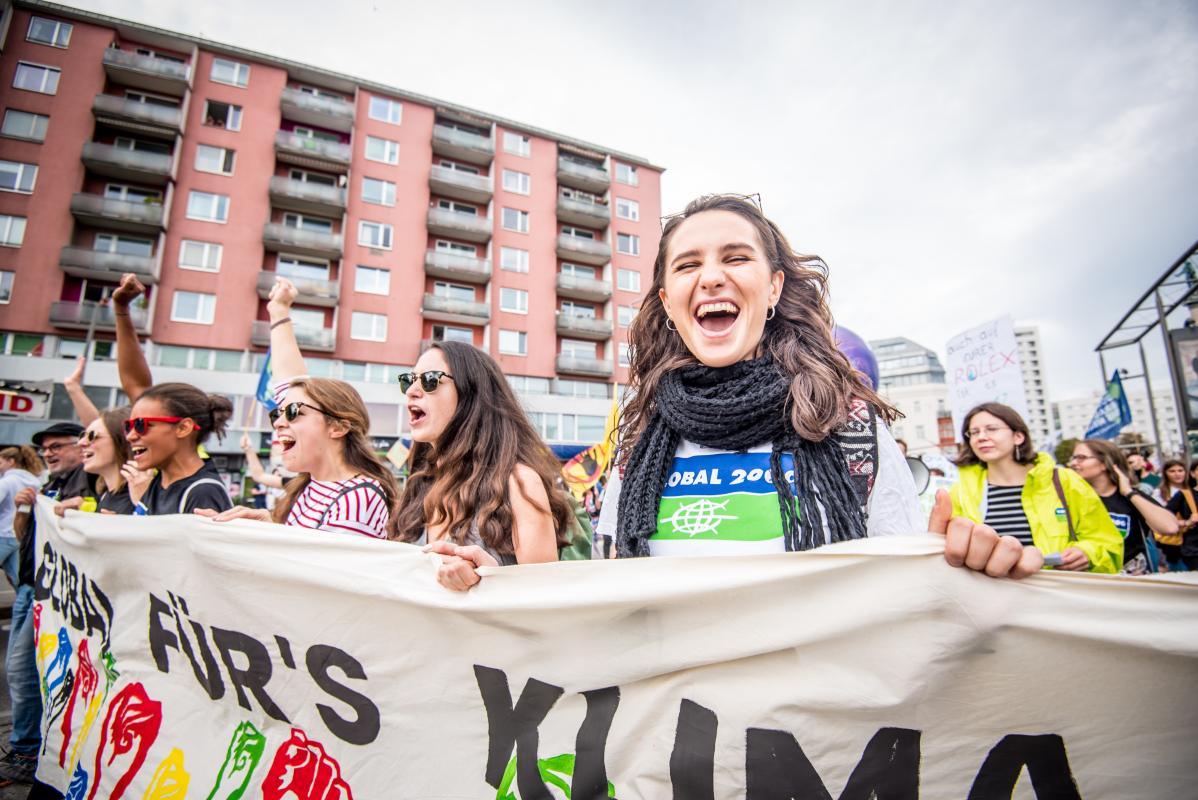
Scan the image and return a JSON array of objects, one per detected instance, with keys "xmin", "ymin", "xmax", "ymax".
[
  {"xmin": 556, "ymin": 314, "xmax": 613, "ymax": 340},
  {"xmin": 280, "ymin": 87, "xmax": 355, "ymax": 133},
  {"xmin": 556, "ymin": 195, "xmax": 610, "ymax": 229},
  {"xmin": 274, "ymin": 131, "xmax": 351, "ymax": 172},
  {"xmin": 428, "ymin": 165, "xmax": 493, "ymax": 204},
  {"xmin": 423, "ymin": 250, "xmax": 492, "ymax": 284},
  {"xmin": 70, "ymin": 193, "xmax": 165, "ymax": 234},
  {"xmin": 421, "ymin": 293, "xmax": 491, "ymax": 324},
  {"xmin": 556, "ymin": 233, "xmax": 611, "ymax": 266},
  {"xmin": 81, "ymin": 142, "xmax": 173, "ymax": 185},
  {"xmin": 556, "ymin": 354, "xmax": 613, "ymax": 378},
  {"xmin": 102, "ymin": 49, "xmax": 190, "ymax": 96},
  {"xmin": 262, "ymin": 223, "xmax": 343, "ymax": 259},
  {"xmin": 431, "ymin": 124, "xmax": 494, "ymax": 166},
  {"xmin": 426, "ymin": 207, "xmax": 492, "ymax": 243},
  {"xmin": 256, "ymin": 271, "xmax": 340, "ymax": 307},
  {"xmin": 555, "ymin": 273, "xmax": 613, "ymax": 302},
  {"xmin": 59, "ymin": 247, "xmax": 160, "ymax": 283},
  {"xmin": 268, "ymin": 176, "xmax": 347, "ymax": 215},
  {"xmin": 557, "ymin": 156, "xmax": 610, "ymax": 193},
  {"xmin": 50, "ymin": 300, "xmax": 150, "ymax": 332},
  {"xmin": 251, "ymin": 320, "xmax": 336, "ymax": 352},
  {"xmin": 91, "ymin": 94, "xmax": 183, "ymax": 135}
]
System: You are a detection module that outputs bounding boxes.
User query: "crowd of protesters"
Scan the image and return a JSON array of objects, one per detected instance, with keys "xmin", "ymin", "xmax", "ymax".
[{"xmin": 1, "ymin": 195, "xmax": 1194, "ymax": 794}]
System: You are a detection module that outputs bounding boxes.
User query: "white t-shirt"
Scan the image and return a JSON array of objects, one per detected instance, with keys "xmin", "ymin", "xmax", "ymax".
[{"xmin": 596, "ymin": 422, "xmax": 922, "ymax": 556}]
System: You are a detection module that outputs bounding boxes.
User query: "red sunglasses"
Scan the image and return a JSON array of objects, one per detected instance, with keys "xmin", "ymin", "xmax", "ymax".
[{"xmin": 123, "ymin": 416, "xmax": 184, "ymax": 435}]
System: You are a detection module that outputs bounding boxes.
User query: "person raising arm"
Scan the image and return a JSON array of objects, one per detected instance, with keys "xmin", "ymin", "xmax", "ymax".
[{"xmin": 110, "ymin": 273, "xmax": 154, "ymax": 405}]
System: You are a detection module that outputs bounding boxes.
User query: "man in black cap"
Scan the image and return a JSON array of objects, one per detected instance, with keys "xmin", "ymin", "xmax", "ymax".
[{"xmin": 0, "ymin": 422, "xmax": 91, "ymax": 788}]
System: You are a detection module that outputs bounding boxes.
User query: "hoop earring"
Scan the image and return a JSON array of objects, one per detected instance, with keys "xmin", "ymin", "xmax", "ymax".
[
  {"xmin": 765, "ymin": 305, "xmax": 776, "ymax": 321},
  {"xmin": 665, "ymin": 318, "xmax": 676, "ymax": 332}
]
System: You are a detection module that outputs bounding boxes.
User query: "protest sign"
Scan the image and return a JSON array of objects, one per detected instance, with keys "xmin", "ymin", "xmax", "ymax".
[
  {"xmin": 31, "ymin": 501, "xmax": 1198, "ymax": 798},
  {"xmin": 945, "ymin": 316, "xmax": 1028, "ymax": 436}
]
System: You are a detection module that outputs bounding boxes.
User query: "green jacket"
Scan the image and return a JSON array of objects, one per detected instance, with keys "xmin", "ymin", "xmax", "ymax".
[{"xmin": 950, "ymin": 453, "xmax": 1123, "ymax": 574}]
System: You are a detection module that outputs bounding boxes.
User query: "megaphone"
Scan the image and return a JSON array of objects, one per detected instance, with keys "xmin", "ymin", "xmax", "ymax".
[{"xmin": 906, "ymin": 456, "xmax": 931, "ymax": 495}]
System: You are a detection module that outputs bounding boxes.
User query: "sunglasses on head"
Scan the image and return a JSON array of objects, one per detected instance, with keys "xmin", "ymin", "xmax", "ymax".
[
  {"xmin": 123, "ymin": 416, "xmax": 183, "ymax": 435},
  {"xmin": 396, "ymin": 370, "xmax": 454, "ymax": 393},
  {"xmin": 268, "ymin": 401, "xmax": 339, "ymax": 425}
]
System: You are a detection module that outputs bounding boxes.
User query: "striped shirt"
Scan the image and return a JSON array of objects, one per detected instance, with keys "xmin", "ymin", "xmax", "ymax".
[
  {"xmin": 286, "ymin": 477, "xmax": 390, "ymax": 538},
  {"xmin": 984, "ymin": 484, "xmax": 1033, "ymax": 546}
]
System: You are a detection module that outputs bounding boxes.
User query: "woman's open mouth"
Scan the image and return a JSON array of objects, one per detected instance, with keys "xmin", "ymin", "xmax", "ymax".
[
  {"xmin": 130, "ymin": 446, "xmax": 149, "ymax": 462},
  {"xmin": 408, "ymin": 405, "xmax": 427, "ymax": 426},
  {"xmin": 276, "ymin": 434, "xmax": 297, "ymax": 452},
  {"xmin": 694, "ymin": 301, "xmax": 740, "ymax": 334}
]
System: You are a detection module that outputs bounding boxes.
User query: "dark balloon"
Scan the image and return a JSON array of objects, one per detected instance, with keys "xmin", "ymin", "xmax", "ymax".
[{"xmin": 834, "ymin": 326, "xmax": 879, "ymax": 390}]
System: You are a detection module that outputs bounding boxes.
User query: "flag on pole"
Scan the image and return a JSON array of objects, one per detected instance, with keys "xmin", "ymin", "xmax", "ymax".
[
  {"xmin": 1084, "ymin": 371, "xmax": 1133, "ymax": 440},
  {"xmin": 256, "ymin": 348, "xmax": 279, "ymax": 411},
  {"xmin": 562, "ymin": 386, "xmax": 620, "ymax": 499}
]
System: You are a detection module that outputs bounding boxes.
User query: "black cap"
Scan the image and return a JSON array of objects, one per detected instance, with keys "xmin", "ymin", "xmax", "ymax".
[{"xmin": 31, "ymin": 422, "xmax": 86, "ymax": 447}]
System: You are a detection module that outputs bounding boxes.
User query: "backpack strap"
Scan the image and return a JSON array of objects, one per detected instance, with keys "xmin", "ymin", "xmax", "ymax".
[
  {"xmin": 1051, "ymin": 468, "xmax": 1078, "ymax": 542},
  {"xmin": 178, "ymin": 478, "xmax": 227, "ymax": 514},
  {"xmin": 835, "ymin": 399, "xmax": 880, "ymax": 516},
  {"xmin": 1183, "ymin": 489, "xmax": 1197, "ymax": 518},
  {"xmin": 316, "ymin": 480, "xmax": 386, "ymax": 528}
]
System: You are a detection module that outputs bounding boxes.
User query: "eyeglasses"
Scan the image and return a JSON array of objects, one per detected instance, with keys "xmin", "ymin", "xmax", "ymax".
[
  {"xmin": 268, "ymin": 401, "xmax": 340, "ymax": 426},
  {"xmin": 964, "ymin": 424, "xmax": 1010, "ymax": 440},
  {"xmin": 397, "ymin": 370, "xmax": 454, "ymax": 393},
  {"xmin": 39, "ymin": 442, "xmax": 77, "ymax": 455},
  {"xmin": 81, "ymin": 430, "xmax": 102, "ymax": 444},
  {"xmin": 660, "ymin": 192, "xmax": 763, "ymax": 230},
  {"xmin": 1068, "ymin": 454, "xmax": 1097, "ymax": 464},
  {"xmin": 123, "ymin": 416, "xmax": 183, "ymax": 436}
]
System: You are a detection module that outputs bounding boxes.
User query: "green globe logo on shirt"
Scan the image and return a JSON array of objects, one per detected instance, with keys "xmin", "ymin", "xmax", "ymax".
[{"xmin": 661, "ymin": 498, "xmax": 738, "ymax": 537}]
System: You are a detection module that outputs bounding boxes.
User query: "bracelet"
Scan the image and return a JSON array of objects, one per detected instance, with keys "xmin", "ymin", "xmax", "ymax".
[
  {"xmin": 270, "ymin": 317, "xmax": 292, "ymax": 330},
  {"xmin": 113, "ymin": 309, "xmax": 130, "ymax": 317}
]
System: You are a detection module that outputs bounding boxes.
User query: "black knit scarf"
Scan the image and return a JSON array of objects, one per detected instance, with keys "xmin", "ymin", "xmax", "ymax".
[{"xmin": 616, "ymin": 355, "xmax": 869, "ymax": 557}]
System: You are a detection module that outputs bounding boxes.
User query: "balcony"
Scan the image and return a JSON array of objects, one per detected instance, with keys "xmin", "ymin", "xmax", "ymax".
[
  {"xmin": 557, "ymin": 156, "xmax": 610, "ymax": 194},
  {"xmin": 280, "ymin": 87, "xmax": 355, "ymax": 134},
  {"xmin": 268, "ymin": 177, "xmax": 346, "ymax": 216},
  {"xmin": 59, "ymin": 247, "xmax": 160, "ymax": 284},
  {"xmin": 555, "ymin": 272, "xmax": 612, "ymax": 302},
  {"xmin": 431, "ymin": 124, "xmax": 493, "ymax": 166},
  {"xmin": 274, "ymin": 131, "xmax": 351, "ymax": 173},
  {"xmin": 251, "ymin": 320, "xmax": 336, "ymax": 352},
  {"xmin": 50, "ymin": 301, "xmax": 150, "ymax": 333},
  {"xmin": 102, "ymin": 49, "xmax": 191, "ymax": 96},
  {"xmin": 428, "ymin": 165, "xmax": 493, "ymax": 205},
  {"xmin": 556, "ymin": 195, "xmax": 610, "ymax": 229},
  {"xmin": 556, "ymin": 354, "xmax": 613, "ymax": 378},
  {"xmin": 262, "ymin": 223, "xmax": 343, "ymax": 260},
  {"xmin": 556, "ymin": 314, "xmax": 613, "ymax": 341},
  {"xmin": 70, "ymin": 193, "xmax": 165, "ymax": 235},
  {"xmin": 81, "ymin": 143, "xmax": 173, "ymax": 186},
  {"xmin": 424, "ymin": 250, "xmax": 492, "ymax": 285},
  {"xmin": 92, "ymin": 94, "xmax": 182, "ymax": 138},
  {"xmin": 421, "ymin": 293, "xmax": 491, "ymax": 325},
  {"xmin": 556, "ymin": 233, "xmax": 611, "ymax": 266},
  {"xmin": 256, "ymin": 271, "xmax": 339, "ymax": 307},
  {"xmin": 426, "ymin": 207, "xmax": 491, "ymax": 243}
]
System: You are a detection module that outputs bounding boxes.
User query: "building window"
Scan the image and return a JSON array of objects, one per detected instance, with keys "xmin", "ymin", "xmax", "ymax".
[
  {"xmin": 560, "ymin": 263, "xmax": 596, "ymax": 279},
  {"xmin": 277, "ymin": 256, "xmax": 330, "ymax": 282},
  {"xmin": 351, "ymin": 311, "xmax": 388, "ymax": 341},
  {"xmin": 368, "ymin": 96, "xmax": 403, "ymax": 124},
  {"xmin": 194, "ymin": 144, "xmax": 235, "ymax": 175},
  {"xmin": 210, "ymin": 58, "xmax": 250, "ymax": 88},
  {"xmin": 561, "ymin": 339, "xmax": 596, "ymax": 359},
  {"xmin": 616, "ymin": 232, "xmax": 640, "ymax": 256},
  {"xmin": 618, "ymin": 343, "xmax": 631, "ymax": 367},
  {"xmin": 171, "ymin": 291, "xmax": 216, "ymax": 324},
  {"xmin": 13, "ymin": 63, "xmax": 60, "ymax": 94},
  {"xmin": 615, "ymin": 163, "xmax": 638, "ymax": 186},
  {"xmin": 431, "ymin": 325, "xmax": 473, "ymax": 344},
  {"xmin": 364, "ymin": 136, "xmax": 399, "ymax": 165},
  {"xmin": 284, "ymin": 212, "xmax": 333, "ymax": 232},
  {"xmin": 0, "ymin": 161, "xmax": 38, "ymax": 194},
  {"xmin": 617, "ymin": 268, "xmax": 641, "ymax": 292},
  {"xmin": 437, "ymin": 199, "xmax": 477, "ymax": 215},
  {"xmin": 289, "ymin": 168, "xmax": 336, "ymax": 186},
  {"xmin": 104, "ymin": 183, "xmax": 161, "ymax": 203},
  {"xmin": 203, "ymin": 100, "xmax": 242, "ymax": 131},
  {"xmin": 618, "ymin": 305, "xmax": 636, "ymax": 328},
  {"xmin": 499, "ymin": 330, "xmax": 527, "ymax": 355},
  {"xmin": 561, "ymin": 301, "xmax": 596, "ymax": 319},
  {"xmin": 508, "ymin": 375, "xmax": 552, "ymax": 395},
  {"xmin": 358, "ymin": 220, "xmax": 393, "ymax": 249},
  {"xmin": 27, "ymin": 17, "xmax": 72, "ymax": 47},
  {"xmin": 615, "ymin": 197, "xmax": 639, "ymax": 221},
  {"xmin": 179, "ymin": 240, "xmax": 222, "ymax": 272},
  {"xmin": 186, "ymin": 191, "xmax": 229, "ymax": 223},
  {"xmin": 1, "ymin": 110, "xmax": 48, "ymax": 142},
  {"xmin": 433, "ymin": 282, "xmax": 475, "ymax": 302},
  {"xmin": 500, "ymin": 287, "xmax": 528, "ymax": 314},
  {"xmin": 355, "ymin": 265, "xmax": 390, "ymax": 295},
  {"xmin": 436, "ymin": 240, "xmax": 477, "ymax": 256},
  {"xmin": 502, "ymin": 169, "xmax": 530, "ymax": 195},
  {"xmin": 500, "ymin": 246, "xmax": 529, "ymax": 273},
  {"xmin": 95, "ymin": 234, "xmax": 153, "ymax": 257},
  {"xmin": 361, "ymin": 177, "xmax": 396, "ymax": 206},
  {"xmin": 503, "ymin": 131, "xmax": 530, "ymax": 156},
  {"xmin": 0, "ymin": 214, "xmax": 26, "ymax": 246},
  {"xmin": 0, "ymin": 270, "xmax": 12, "ymax": 303},
  {"xmin": 502, "ymin": 207, "xmax": 530, "ymax": 233}
]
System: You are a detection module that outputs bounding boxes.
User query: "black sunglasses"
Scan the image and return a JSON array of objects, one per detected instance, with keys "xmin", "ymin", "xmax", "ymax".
[
  {"xmin": 269, "ymin": 401, "xmax": 339, "ymax": 425},
  {"xmin": 397, "ymin": 370, "xmax": 454, "ymax": 393}
]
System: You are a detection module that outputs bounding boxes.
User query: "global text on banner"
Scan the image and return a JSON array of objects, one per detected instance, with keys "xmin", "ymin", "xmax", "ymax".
[
  {"xmin": 31, "ymin": 499, "xmax": 1198, "ymax": 798},
  {"xmin": 945, "ymin": 315, "xmax": 1029, "ymax": 436}
]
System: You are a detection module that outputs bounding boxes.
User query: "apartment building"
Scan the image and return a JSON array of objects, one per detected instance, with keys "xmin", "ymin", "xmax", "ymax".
[
  {"xmin": 1013, "ymin": 325, "xmax": 1051, "ymax": 447},
  {"xmin": 0, "ymin": 1, "xmax": 663, "ymax": 466},
  {"xmin": 871, "ymin": 336, "xmax": 950, "ymax": 455}
]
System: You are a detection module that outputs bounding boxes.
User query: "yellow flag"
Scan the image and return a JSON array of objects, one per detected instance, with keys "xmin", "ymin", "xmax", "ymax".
[{"xmin": 561, "ymin": 386, "xmax": 619, "ymax": 499}]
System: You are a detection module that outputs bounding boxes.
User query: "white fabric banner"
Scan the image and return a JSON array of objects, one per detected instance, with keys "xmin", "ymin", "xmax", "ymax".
[{"xmin": 30, "ymin": 499, "xmax": 1198, "ymax": 799}]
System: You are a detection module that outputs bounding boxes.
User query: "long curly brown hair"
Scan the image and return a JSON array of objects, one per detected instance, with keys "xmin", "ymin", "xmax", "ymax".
[
  {"xmin": 619, "ymin": 194, "xmax": 896, "ymax": 459},
  {"xmin": 392, "ymin": 342, "xmax": 573, "ymax": 556}
]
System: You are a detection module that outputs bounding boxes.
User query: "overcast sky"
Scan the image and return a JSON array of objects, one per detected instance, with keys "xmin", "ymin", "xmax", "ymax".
[{"xmin": 86, "ymin": 0, "xmax": 1198, "ymax": 399}]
